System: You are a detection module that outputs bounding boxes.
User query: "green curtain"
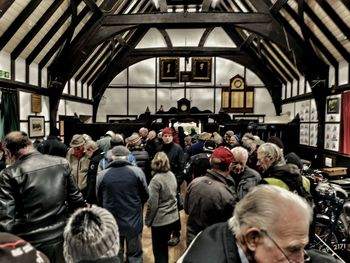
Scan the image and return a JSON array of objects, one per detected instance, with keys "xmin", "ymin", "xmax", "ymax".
[{"xmin": 0, "ymin": 91, "xmax": 20, "ymax": 139}]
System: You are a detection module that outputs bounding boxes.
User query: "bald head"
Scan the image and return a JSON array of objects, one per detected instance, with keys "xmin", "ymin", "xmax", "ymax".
[{"xmin": 4, "ymin": 131, "xmax": 33, "ymax": 158}]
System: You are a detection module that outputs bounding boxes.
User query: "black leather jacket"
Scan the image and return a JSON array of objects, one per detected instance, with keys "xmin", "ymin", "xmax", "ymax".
[{"xmin": 0, "ymin": 151, "xmax": 85, "ymax": 244}]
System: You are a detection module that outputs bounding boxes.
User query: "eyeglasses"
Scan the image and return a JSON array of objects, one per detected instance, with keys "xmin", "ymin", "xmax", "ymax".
[{"xmin": 260, "ymin": 230, "xmax": 310, "ymax": 263}]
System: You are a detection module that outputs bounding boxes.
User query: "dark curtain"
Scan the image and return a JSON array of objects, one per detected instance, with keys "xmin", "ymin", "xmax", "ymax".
[
  {"xmin": 0, "ymin": 91, "xmax": 20, "ymax": 139},
  {"xmin": 340, "ymin": 92, "xmax": 350, "ymax": 155}
]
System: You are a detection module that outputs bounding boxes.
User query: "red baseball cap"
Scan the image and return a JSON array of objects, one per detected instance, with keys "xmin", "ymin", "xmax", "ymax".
[{"xmin": 211, "ymin": 146, "xmax": 234, "ymax": 167}]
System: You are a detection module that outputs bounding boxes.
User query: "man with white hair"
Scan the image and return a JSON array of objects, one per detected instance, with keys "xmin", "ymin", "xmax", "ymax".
[
  {"xmin": 178, "ymin": 185, "xmax": 340, "ymax": 263},
  {"xmin": 230, "ymin": 146, "xmax": 261, "ymax": 200},
  {"xmin": 257, "ymin": 143, "xmax": 311, "ymax": 202},
  {"xmin": 139, "ymin": 127, "xmax": 149, "ymax": 145}
]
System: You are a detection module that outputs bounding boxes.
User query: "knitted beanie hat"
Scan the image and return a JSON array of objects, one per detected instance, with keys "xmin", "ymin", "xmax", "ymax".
[{"xmin": 63, "ymin": 207, "xmax": 119, "ymax": 263}]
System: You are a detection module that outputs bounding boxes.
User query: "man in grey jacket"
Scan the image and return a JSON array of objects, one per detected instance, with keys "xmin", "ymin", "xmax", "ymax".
[
  {"xmin": 230, "ymin": 146, "xmax": 261, "ymax": 200},
  {"xmin": 185, "ymin": 146, "xmax": 237, "ymax": 245}
]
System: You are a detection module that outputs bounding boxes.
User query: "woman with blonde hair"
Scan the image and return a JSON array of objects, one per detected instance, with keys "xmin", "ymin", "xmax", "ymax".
[{"xmin": 145, "ymin": 151, "xmax": 179, "ymax": 263}]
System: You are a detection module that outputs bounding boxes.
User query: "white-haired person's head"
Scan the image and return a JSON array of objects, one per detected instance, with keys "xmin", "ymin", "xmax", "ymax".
[
  {"xmin": 257, "ymin": 142, "xmax": 285, "ymax": 172},
  {"xmin": 230, "ymin": 146, "xmax": 249, "ymax": 175},
  {"xmin": 228, "ymin": 185, "xmax": 313, "ymax": 263}
]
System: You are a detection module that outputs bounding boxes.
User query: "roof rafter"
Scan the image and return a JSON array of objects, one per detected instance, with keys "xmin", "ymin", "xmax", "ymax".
[
  {"xmin": 0, "ymin": 1, "xmax": 15, "ymax": 18},
  {"xmin": 11, "ymin": 0, "xmax": 64, "ymax": 60},
  {"xmin": 82, "ymin": 0, "xmax": 103, "ymax": 16},
  {"xmin": 316, "ymin": 0, "xmax": 350, "ymax": 41},
  {"xmin": 0, "ymin": 0, "xmax": 42, "ymax": 50},
  {"xmin": 303, "ymin": 1, "xmax": 350, "ymax": 61}
]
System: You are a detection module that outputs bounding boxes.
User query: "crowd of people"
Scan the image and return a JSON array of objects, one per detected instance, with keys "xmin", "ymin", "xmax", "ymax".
[{"xmin": 0, "ymin": 126, "xmax": 342, "ymax": 263}]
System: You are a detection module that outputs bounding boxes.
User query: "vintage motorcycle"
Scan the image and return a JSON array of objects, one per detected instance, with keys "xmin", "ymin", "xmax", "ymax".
[{"xmin": 306, "ymin": 169, "xmax": 350, "ymax": 262}]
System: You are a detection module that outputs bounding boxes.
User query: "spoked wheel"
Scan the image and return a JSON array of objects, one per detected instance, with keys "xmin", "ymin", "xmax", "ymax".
[{"xmin": 311, "ymin": 216, "xmax": 348, "ymax": 262}]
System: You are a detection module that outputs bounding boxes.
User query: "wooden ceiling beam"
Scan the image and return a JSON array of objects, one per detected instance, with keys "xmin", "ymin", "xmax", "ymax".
[
  {"xmin": 0, "ymin": 0, "xmax": 42, "ymax": 50},
  {"xmin": 94, "ymin": 12, "xmax": 291, "ymax": 51},
  {"xmin": 304, "ymin": 2, "xmax": 350, "ymax": 62},
  {"xmin": 102, "ymin": 12, "xmax": 271, "ymax": 26},
  {"xmin": 91, "ymin": 27, "xmax": 149, "ymax": 120},
  {"xmin": 11, "ymin": 0, "xmax": 64, "ymax": 60},
  {"xmin": 0, "ymin": 0, "xmax": 15, "ymax": 18},
  {"xmin": 340, "ymin": 0, "xmax": 350, "ymax": 9},
  {"xmin": 270, "ymin": 0, "xmax": 288, "ymax": 15},
  {"xmin": 75, "ymin": 42, "xmax": 109, "ymax": 81},
  {"xmin": 128, "ymin": 47, "xmax": 242, "ymax": 57},
  {"xmin": 260, "ymin": 46, "xmax": 294, "ymax": 82},
  {"xmin": 316, "ymin": 0, "xmax": 350, "ymax": 41},
  {"xmin": 39, "ymin": 3, "xmax": 88, "ymax": 69},
  {"xmin": 199, "ymin": 27, "xmax": 214, "ymax": 47},
  {"xmin": 264, "ymin": 41, "xmax": 299, "ymax": 80},
  {"xmin": 82, "ymin": 0, "xmax": 103, "ymax": 16},
  {"xmin": 87, "ymin": 29, "xmax": 138, "ymax": 88},
  {"xmin": 158, "ymin": 29, "xmax": 172, "ymax": 48},
  {"xmin": 283, "ymin": 3, "xmax": 336, "ymax": 68},
  {"xmin": 26, "ymin": 9, "xmax": 69, "ymax": 65}
]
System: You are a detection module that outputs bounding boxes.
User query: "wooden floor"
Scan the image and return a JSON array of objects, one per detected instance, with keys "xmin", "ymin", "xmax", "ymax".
[{"xmin": 142, "ymin": 210, "xmax": 188, "ymax": 263}]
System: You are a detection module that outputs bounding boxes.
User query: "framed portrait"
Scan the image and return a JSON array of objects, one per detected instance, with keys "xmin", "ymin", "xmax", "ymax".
[
  {"xmin": 28, "ymin": 116, "xmax": 45, "ymax": 138},
  {"xmin": 191, "ymin": 57, "xmax": 212, "ymax": 82},
  {"xmin": 159, "ymin": 57, "xmax": 179, "ymax": 82},
  {"xmin": 327, "ymin": 97, "xmax": 339, "ymax": 114}
]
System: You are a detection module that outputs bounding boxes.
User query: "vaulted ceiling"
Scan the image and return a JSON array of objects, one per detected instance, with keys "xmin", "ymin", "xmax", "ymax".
[{"xmin": 0, "ymin": 0, "xmax": 349, "ymax": 120}]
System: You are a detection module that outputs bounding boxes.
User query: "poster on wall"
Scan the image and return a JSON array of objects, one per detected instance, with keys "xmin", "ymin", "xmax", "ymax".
[
  {"xmin": 324, "ymin": 124, "xmax": 340, "ymax": 151},
  {"xmin": 295, "ymin": 100, "xmax": 310, "ymax": 122},
  {"xmin": 309, "ymin": 123, "xmax": 318, "ymax": 147},
  {"xmin": 300, "ymin": 124, "xmax": 310, "ymax": 145},
  {"xmin": 302, "ymin": 100, "xmax": 310, "ymax": 122},
  {"xmin": 325, "ymin": 95, "xmax": 341, "ymax": 122},
  {"xmin": 310, "ymin": 99, "xmax": 318, "ymax": 122}
]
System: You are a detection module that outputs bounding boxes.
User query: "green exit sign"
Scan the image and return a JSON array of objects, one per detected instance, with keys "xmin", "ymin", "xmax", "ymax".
[{"xmin": 0, "ymin": 70, "xmax": 11, "ymax": 79}]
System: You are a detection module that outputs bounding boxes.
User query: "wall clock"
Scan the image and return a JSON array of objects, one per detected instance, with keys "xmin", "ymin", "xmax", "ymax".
[
  {"xmin": 233, "ymin": 79, "xmax": 244, "ymax": 89},
  {"xmin": 231, "ymin": 76, "xmax": 244, "ymax": 89},
  {"xmin": 177, "ymin": 98, "xmax": 191, "ymax": 113}
]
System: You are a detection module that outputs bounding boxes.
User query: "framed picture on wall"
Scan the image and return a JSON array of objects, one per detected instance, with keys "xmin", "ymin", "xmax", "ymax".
[
  {"xmin": 159, "ymin": 57, "xmax": 179, "ymax": 82},
  {"xmin": 191, "ymin": 57, "xmax": 212, "ymax": 82},
  {"xmin": 327, "ymin": 97, "xmax": 339, "ymax": 114},
  {"xmin": 28, "ymin": 116, "xmax": 45, "ymax": 138}
]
